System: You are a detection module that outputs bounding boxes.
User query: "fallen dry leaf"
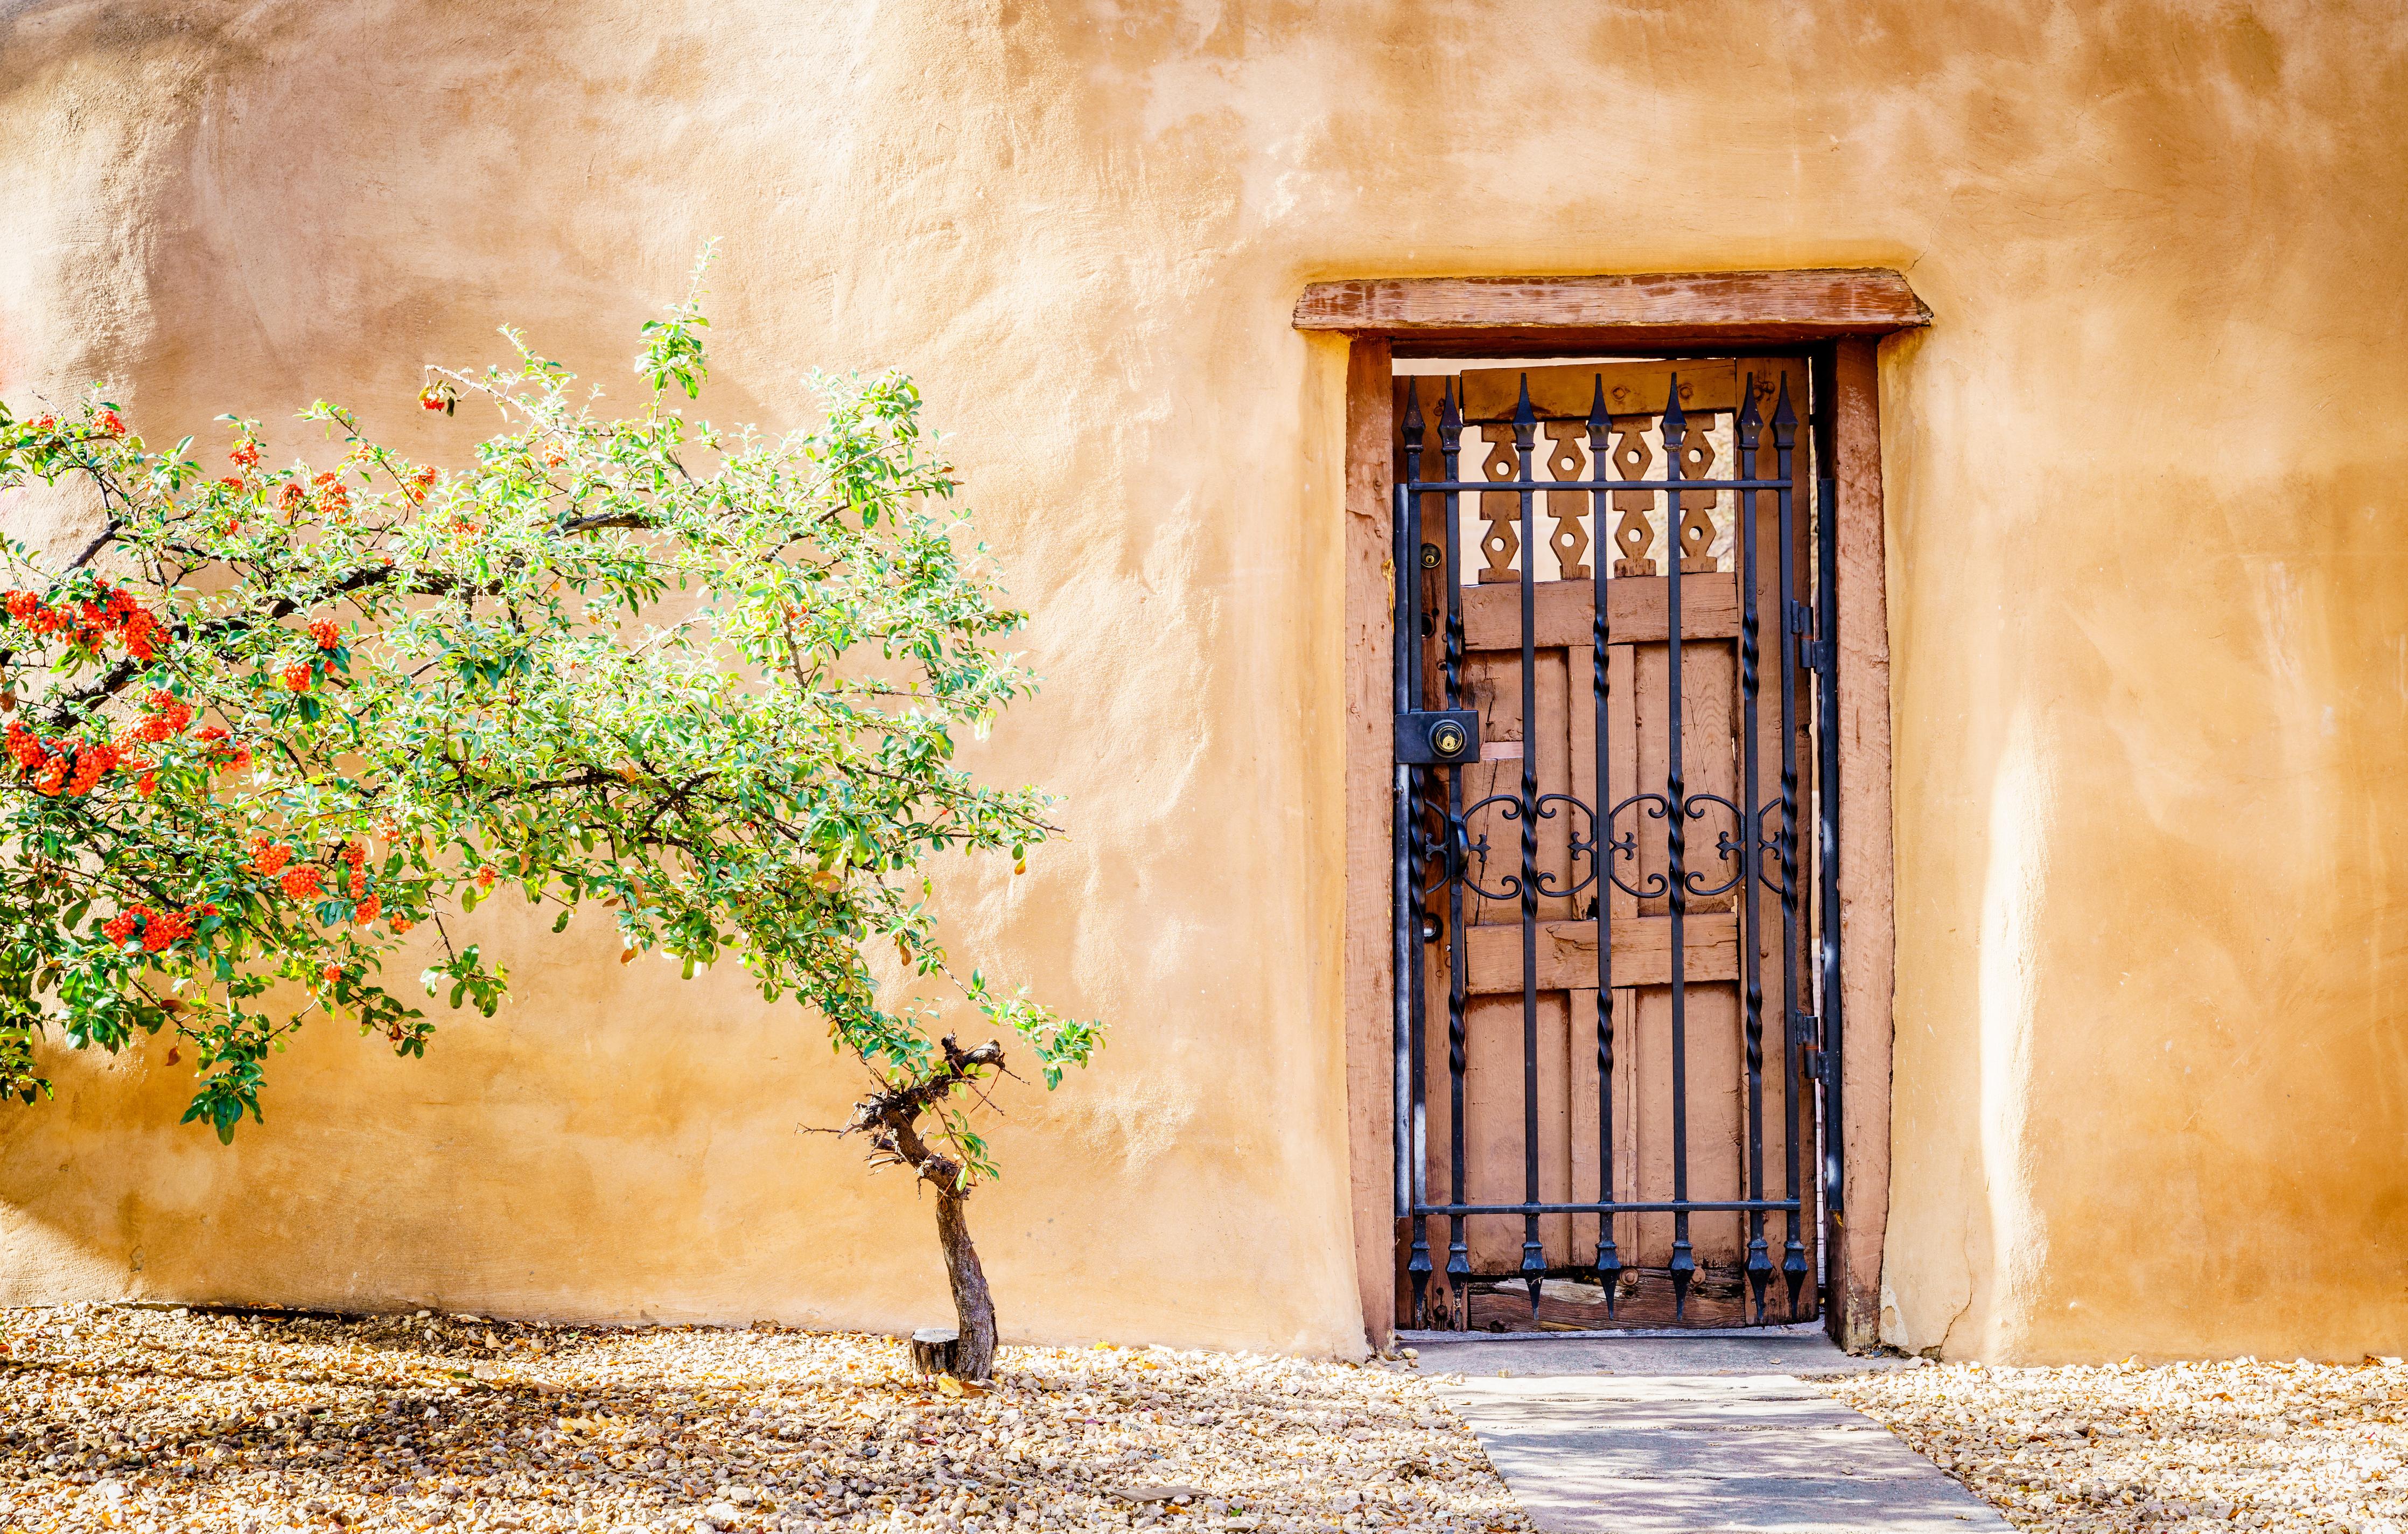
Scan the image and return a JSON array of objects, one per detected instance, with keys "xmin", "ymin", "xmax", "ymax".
[{"xmin": 0, "ymin": 1304, "xmax": 1521, "ymax": 1533}]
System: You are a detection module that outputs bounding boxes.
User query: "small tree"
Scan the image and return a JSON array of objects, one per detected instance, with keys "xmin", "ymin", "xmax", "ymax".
[{"xmin": 0, "ymin": 259, "xmax": 1097, "ymax": 1378}]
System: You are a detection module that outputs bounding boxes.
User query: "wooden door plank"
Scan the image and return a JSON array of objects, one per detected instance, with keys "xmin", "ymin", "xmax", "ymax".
[
  {"xmin": 1462, "ymin": 573, "xmax": 1739, "ymax": 651},
  {"xmin": 1567, "ymin": 985, "xmax": 1601, "ymax": 1272},
  {"xmin": 1464, "ymin": 991, "xmax": 1525, "ymax": 1272},
  {"xmin": 1633, "ymin": 988, "xmax": 1674, "ymax": 1268},
  {"xmin": 1462, "ymin": 912, "xmax": 1739, "ymax": 994},
  {"xmin": 1686, "ymin": 625, "xmax": 1740, "ymax": 915},
  {"xmin": 1463, "ymin": 650, "xmax": 1517, "ymax": 742},
  {"xmin": 1611, "ymin": 983, "xmax": 1638, "ymax": 1284},
  {"xmin": 1607, "ymin": 645, "xmax": 1640, "ymax": 923},
  {"xmin": 1538, "ymin": 991, "xmax": 1573, "ymax": 1266},
  {"xmin": 1687, "ymin": 983, "xmax": 1747, "ymax": 1268},
  {"xmin": 1568, "ymin": 632, "xmax": 1601, "ymax": 920},
  {"xmin": 1634, "ymin": 638, "xmax": 1670, "ymax": 917},
  {"xmin": 1535, "ymin": 648, "xmax": 1573, "ymax": 922},
  {"xmin": 1419, "ymin": 933, "xmax": 1452, "ymax": 1230}
]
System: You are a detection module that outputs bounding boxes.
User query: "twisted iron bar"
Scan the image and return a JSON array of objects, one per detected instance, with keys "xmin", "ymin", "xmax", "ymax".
[
  {"xmin": 1436, "ymin": 380, "xmax": 1472, "ymax": 1324},
  {"xmin": 1770, "ymin": 372, "xmax": 1809, "ymax": 1320},
  {"xmin": 1511, "ymin": 375, "xmax": 1548, "ymax": 1316},
  {"xmin": 1735, "ymin": 374, "xmax": 1773, "ymax": 1324},
  {"xmin": 1586, "ymin": 377, "xmax": 1622, "ymax": 1313}
]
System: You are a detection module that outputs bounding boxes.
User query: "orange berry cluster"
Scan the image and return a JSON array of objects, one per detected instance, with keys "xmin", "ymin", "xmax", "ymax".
[
  {"xmin": 313, "ymin": 472, "xmax": 352, "ymax": 517},
  {"xmin": 337, "ymin": 842, "xmax": 387, "ymax": 925},
  {"xmin": 249, "ymin": 838, "xmax": 389, "ymax": 924},
  {"xmin": 193, "ymin": 725, "xmax": 249, "ymax": 772},
  {"xmin": 114, "ymin": 691, "xmax": 197, "ymax": 796},
  {"xmin": 1, "ymin": 691, "xmax": 245, "ymax": 800},
  {"xmin": 1, "ymin": 580, "xmax": 165, "ymax": 660},
  {"xmin": 250, "ymin": 839, "xmax": 330, "ymax": 900},
  {"xmin": 100, "ymin": 902, "xmax": 214, "ymax": 953},
  {"xmin": 123, "ymin": 689, "xmax": 194, "ymax": 746},
  {"xmin": 6, "ymin": 723, "xmax": 119, "ymax": 797}
]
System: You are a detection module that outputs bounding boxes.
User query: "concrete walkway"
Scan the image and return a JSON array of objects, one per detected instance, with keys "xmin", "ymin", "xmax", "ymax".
[{"xmin": 1411, "ymin": 1330, "xmax": 2013, "ymax": 1533}]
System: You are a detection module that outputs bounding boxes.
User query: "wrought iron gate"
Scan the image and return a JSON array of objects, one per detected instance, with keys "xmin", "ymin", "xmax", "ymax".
[{"xmin": 1391, "ymin": 358, "xmax": 1842, "ymax": 1331}]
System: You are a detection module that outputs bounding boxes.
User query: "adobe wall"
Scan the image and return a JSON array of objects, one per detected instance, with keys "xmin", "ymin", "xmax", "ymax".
[{"xmin": 3, "ymin": 0, "xmax": 2404, "ymax": 1361}]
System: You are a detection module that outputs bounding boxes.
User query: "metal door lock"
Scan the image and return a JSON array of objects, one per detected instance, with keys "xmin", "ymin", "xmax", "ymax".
[{"xmin": 1396, "ymin": 709, "xmax": 1480, "ymax": 765}]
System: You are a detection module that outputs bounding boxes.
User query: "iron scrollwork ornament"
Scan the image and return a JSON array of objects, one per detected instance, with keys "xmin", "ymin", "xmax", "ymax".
[
  {"xmin": 1604, "ymin": 793, "xmax": 1671, "ymax": 900},
  {"xmin": 1532, "ymin": 793, "xmax": 1598, "ymax": 899},
  {"xmin": 1677, "ymin": 793, "xmax": 1748, "ymax": 898}
]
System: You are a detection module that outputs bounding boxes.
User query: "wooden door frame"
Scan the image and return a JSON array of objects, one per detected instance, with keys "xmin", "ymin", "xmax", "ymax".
[{"xmin": 1305, "ymin": 269, "xmax": 1928, "ymax": 1351}]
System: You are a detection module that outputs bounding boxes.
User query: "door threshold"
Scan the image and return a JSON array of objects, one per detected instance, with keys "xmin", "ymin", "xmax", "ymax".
[{"xmin": 1398, "ymin": 1320, "xmax": 1829, "ymax": 1343}]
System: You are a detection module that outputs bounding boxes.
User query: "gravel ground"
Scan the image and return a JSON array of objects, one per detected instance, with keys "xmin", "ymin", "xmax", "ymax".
[
  {"xmin": 1826, "ymin": 1356, "xmax": 2408, "ymax": 1533},
  {"xmin": 0, "ymin": 1305, "xmax": 1528, "ymax": 1534}
]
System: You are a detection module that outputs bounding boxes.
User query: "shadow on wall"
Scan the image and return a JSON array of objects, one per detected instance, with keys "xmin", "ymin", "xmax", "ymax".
[{"xmin": 0, "ymin": 916, "xmax": 962, "ymax": 1330}]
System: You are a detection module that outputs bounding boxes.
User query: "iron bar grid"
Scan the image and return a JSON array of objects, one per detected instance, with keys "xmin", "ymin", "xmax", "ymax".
[
  {"xmin": 1392, "ymin": 362, "xmax": 1835, "ymax": 1334},
  {"xmin": 1404, "ymin": 476, "xmax": 1798, "ymax": 492},
  {"xmin": 1415, "ymin": 1200, "xmax": 1806, "ymax": 1217}
]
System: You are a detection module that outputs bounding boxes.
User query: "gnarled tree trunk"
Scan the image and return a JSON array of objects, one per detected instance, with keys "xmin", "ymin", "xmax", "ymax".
[
  {"xmin": 849, "ymin": 1035, "xmax": 1006, "ymax": 1381},
  {"xmin": 933, "ymin": 1178, "xmax": 997, "ymax": 1379}
]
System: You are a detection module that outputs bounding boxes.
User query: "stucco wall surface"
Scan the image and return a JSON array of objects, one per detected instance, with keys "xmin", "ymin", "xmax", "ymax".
[{"xmin": 2, "ymin": 0, "xmax": 2405, "ymax": 1362}]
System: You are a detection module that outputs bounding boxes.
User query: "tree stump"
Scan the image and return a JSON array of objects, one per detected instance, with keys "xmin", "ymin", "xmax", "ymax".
[{"xmin": 909, "ymin": 1327, "xmax": 962, "ymax": 1377}]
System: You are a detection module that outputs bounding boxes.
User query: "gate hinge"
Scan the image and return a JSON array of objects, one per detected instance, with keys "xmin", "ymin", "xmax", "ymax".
[
  {"xmin": 1801, "ymin": 638, "xmax": 1836, "ymax": 674},
  {"xmin": 1791, "ymin": 1010, "xmax": 1824, "ymax": 1079},
  {"xmin": 1786, "ymin": 599, "xmax": 1814, "ymax": 636}
]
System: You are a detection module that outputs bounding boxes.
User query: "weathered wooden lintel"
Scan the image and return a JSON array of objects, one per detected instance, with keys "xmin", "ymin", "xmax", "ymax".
[{"xmin": 1294, "ymin": 269, "xmax": 1929, "ymax": 349}]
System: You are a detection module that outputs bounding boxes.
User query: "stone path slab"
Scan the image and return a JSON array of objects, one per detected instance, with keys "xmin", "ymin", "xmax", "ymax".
[{"xmin": 1416, "ymin": 1333, "xmax": 2014, "ymax": 1533}]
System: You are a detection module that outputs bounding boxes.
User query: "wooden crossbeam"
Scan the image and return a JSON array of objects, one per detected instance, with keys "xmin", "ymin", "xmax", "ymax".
[
  {"xmin": 1456, "ymin": 573, "xmax": 1740, "ymax": 650},
  {"xmin": 1461, "ymin": 912, "xmax": 1739, "ymax": 994}
]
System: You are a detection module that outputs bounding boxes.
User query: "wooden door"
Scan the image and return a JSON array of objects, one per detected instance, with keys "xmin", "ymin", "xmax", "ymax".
[{"xmin": 1391, "ymin": 357, "xmax": 1826, "ymax": 1331}]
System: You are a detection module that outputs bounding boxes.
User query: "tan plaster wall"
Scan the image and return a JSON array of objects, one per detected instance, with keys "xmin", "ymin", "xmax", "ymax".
[{"xmin": 3, "ymin": 0, "xmax": 2406, "ymax": 1361}]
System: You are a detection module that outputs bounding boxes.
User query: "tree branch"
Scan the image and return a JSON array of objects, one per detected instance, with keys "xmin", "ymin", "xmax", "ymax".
[{"xmin": 843, "ymin": 1034, "xmax": 1006, "ymax": 1190}]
